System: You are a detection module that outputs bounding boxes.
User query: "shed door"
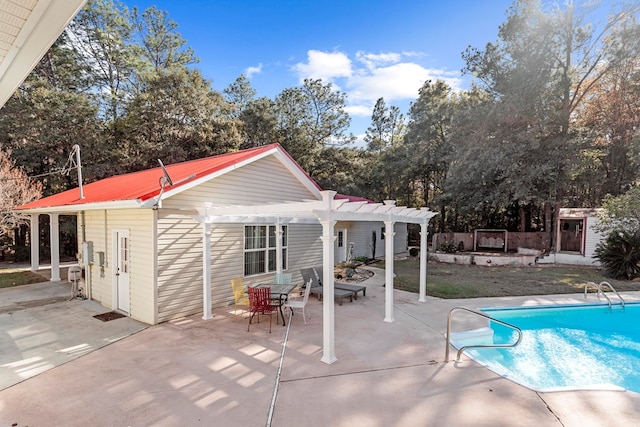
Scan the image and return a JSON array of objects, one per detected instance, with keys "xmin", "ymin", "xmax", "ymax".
[
  {"xmin": 560, "ymin": 219, "xmax": 584, "ymax": 253},
  {"xmin": 114, "ymin": 230, "xmax": 130, "ymax": 313}
]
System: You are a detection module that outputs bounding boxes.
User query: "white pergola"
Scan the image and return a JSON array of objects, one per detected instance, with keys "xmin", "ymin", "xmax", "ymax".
[{"xmin": 194, "ymin": 190, "xmax": 438, "ymax": 364}]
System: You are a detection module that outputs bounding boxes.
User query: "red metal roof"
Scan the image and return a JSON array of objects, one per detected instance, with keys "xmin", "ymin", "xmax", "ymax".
[{"xmin": 17, "ymin": 144, "xmax": 317, "ymax": 211}]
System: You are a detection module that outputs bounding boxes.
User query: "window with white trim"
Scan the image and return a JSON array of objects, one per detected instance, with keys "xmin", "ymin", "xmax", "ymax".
[{"xmin": 244, "ymin": 225, "xmax": 288, "ymax": 276}]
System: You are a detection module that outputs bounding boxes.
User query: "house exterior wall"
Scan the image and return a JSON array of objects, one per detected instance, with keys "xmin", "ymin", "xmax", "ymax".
[
  {"xmin": 153, "ymin": 156, "xmax": 324, "ymax": 323},
  {"xmin": 155, "ymin": 213, "xmax": 322, "ymax": 323},
  {"xmin": 287, "ymin": 223, "xmax": 323, "ymax": 282},
  {"xmin": 156, "ymin": 213, "xmax": 208, "ymax": 323},
  {"xmin": 82, "ymin": 209, "xmax": 156, "ymax": 324},
  {"xmin": 391, "ymin": 223, "xmax": 408, "ymax": 255},
  {"xmin": 335, "ymin": 221, "xmax": 408, "ymax": 262},
  {"xmin": 584, "ymin": 215, "xmax": 603, "ymax": 261}
]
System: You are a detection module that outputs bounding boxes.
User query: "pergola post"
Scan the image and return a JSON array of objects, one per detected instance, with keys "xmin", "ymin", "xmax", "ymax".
[
  {"xmin": 419, "ymin": 220, "xmax": 428, "ymax": 302},
  {"xmin": 202, "ymin": 206, "xmax": 212, "ymax": 320},
  {"xmin": 49, "ymin": 213, "xmax": 60, "ymax": 282},
  {"xmin": 383, "ymin": 218, "xmax": 395, "ymax": 323},
  {"xmin": 30, "ymin": 214, "xmax": 39, "ymax": 272},
  {"xmin": 320, "ymin": 190, "xmax": 337, "ymax": 364}
]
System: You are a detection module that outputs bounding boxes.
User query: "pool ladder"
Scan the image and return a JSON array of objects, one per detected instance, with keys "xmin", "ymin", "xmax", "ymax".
[
  {"xmin": 584, "ymin": 281, "xmax": 625, "ymax": 309},
  {"xmin": 445, "ymin": 307, "xmax": 523, "ymax": 363}
]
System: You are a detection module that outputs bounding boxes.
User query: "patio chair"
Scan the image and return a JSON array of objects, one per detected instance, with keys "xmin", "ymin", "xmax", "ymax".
[
  {"xmin": 274, "ymin": 272, "xmax": 292, "ymax": 285},
  {"xmin": 283, "ymin": 277, "xmax": 313, "ymax": 325},
  {"xmin": 300, "ymin": 267, "xmax": 353, "ymax": 306},
  {"xmin": 314, "ymin": 266, "xmax": 366, "ymax": 299},
  {"xmin": 230, "ymin": 277, "xmax": 249, "ymax": 314},
  {"xmin": 247, "ymin": 287, "xmax": 278, "ymax": 333}
]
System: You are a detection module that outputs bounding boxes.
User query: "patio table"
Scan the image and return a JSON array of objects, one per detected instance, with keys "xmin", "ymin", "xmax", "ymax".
[{"xmin": 256, "ymin": 283, "xmax": 296, "ymax": 326}]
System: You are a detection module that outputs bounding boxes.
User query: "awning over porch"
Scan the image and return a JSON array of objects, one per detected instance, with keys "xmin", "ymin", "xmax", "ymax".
[{"xmin": 193, "ymin": 190, "xmax": 438, "ymax": 364}]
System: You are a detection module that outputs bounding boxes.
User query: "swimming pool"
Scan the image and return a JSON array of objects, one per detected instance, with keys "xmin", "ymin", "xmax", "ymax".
[{"xmin": 454, "ymin": 302, "xmax": 640, "ymax": 392}]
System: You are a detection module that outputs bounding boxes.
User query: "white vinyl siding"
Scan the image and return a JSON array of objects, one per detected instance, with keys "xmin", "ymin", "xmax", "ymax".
[
  {"xmin": 393, "ymin": 223, "xmax": 408, "ymax": 255},
  {"xmin": 155, "ymin": 214, "xmax": 322, "ymax": 322},
  {"xmin": 162, "ymin": 156, "xmax": 317, "ymax": 209},
  {"xmin": 156, "ymin": 213, "xmax": 208, "ymax": 323},
  {"xmin": 585, "ymin": 216, "xmax": 603, "ymax": 260},
  {"xmin": 82, "ymin": 210, "xmax": 109, "ymax": 304},
  {"xmin": 285, "ymin": 223, "xmax": 322, "ymax": 284},
  {"xmin": 156, "ymin": 215, "xmax": 249, "ymax": 323},
  {"xmin": 82, "ymin": 209, "xmax": 155, "ymax": 324},
  {"xmin": 336, "ymin": 221, "xmax": 408, "ymax": 262}
]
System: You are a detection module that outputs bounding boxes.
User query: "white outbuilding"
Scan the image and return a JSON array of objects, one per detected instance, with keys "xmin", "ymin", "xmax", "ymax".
[{"xmin": 16, "ymin": 143, "xmax": 437, "ymax": 364}]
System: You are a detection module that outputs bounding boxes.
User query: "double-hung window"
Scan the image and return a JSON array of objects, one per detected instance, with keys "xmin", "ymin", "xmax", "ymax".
[{"xmin": 244, "ymin": 225, "xmax": 288, "ymax": 276}]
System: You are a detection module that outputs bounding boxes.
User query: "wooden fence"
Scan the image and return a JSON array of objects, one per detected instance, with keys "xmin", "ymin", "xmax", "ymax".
[{"xmin": 432, "ymin": 232, "xmax": 551, "ymax": 252}]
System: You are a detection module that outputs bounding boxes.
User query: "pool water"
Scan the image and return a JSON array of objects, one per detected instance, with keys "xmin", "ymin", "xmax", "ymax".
[{"xmin": 460, "ymin": 303, "xmax": 640, "ymax": 392}]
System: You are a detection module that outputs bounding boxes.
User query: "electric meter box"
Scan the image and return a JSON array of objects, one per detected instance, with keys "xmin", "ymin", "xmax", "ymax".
[{"xmin": 82, "ymin": 241, "xmax": 93, "ymax": 265}]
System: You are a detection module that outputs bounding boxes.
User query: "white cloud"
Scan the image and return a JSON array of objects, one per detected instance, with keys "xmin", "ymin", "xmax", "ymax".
[
  {"xmin": 355, "ymin": 51, "xmax": 401, "ymax": 70},
  {"xmin": 348, "ymin": 62, "xmax": 429, "ymax": 102},
  {"xmin": 344, "ymin": 104, "xmax": 373, "ymax": 117},
  {"xmin": 245, "ymin": 63, "xmax": 263, "ymax": 78},
  {"xmin": 292, "ymin": 49, "xmax": 464, "ymax": 120},
  {"xmin": 293, "ymin": 50, "xmax": 352, "ymax": 82},
  {"xmin": 348, "ymin": 63, "xmax": 463, "ymax": 103}
]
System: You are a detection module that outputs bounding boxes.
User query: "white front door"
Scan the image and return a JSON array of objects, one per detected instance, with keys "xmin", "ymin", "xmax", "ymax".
[{"xmin": 113, "ymin": 230, "xmax": 130, "ymax": 313}]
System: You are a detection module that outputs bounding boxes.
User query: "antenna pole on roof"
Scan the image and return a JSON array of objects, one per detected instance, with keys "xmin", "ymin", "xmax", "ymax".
[
  {"xmin": 153, "ymin": 159, "xmax": 196, "ymax": 209},
  {"xmin": 73, "ymin": 144, "xmax": 84, "ymax": 199}
]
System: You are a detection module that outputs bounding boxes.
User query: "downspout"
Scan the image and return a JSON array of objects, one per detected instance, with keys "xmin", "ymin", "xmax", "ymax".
[
  {"xmin": 275, "ymin": 216, "xmax": 283, "ymax": 273},
  {"xmin": 80, "ymin": 211, "xmax": 86, "ymax": 242},
  {"xmin": 202, "ymin": 203, "xmax": 212, "ymax": 320}
]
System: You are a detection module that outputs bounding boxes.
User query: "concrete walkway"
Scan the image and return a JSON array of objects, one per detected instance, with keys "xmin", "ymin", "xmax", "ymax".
[
  {"xmin": 0, "ymin": 278, "xmax": 147, "ymax": 391},
  {"xmin": 1, "ymin": 267, "xmax": 640, "ymax": 426}
]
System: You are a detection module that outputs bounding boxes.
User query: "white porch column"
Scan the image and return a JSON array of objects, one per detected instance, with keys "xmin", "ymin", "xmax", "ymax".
[
  {"xmin": 383, "ymin": 219, "xmax": 396, "ymax": 322},
  {"xmin": 419, "ymin": 221, "xmax": 428, "ymax": 302},
  {"xmin": 30, "ymin": 214, "xmax": 39, "ymax": 272},
  {"xmin": 202, "ymin": 221, "xmax": 212, "ymax": 320},
  {"xmin": 320, "ymin": 190, "xmax": 337, "ymax": 364},
  {"xmin": 49, "ymin": 213, "xmax": 60, "ymax": 282}
]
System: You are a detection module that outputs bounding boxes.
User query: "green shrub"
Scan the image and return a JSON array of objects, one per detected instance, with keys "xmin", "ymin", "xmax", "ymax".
[
  {"xmin": 594, "ymin": 229, "xmax": 640, "ymax": 280},
  {"xmin": 11, "ymin": 245, "xmax": 30, "ymax": 262},
  {"xmin": 438, "ymin": 242, "xmax": 458, "ymax": 253},
  {"xmin": 353, "ymin": 256, "xmax": 369, "ymax": 263},
  {"xmin": 337, "ymin": 261, "xmax": 358, "ymax": 269}
]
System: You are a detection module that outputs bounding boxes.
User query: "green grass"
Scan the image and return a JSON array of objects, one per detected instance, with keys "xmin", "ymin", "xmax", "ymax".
[
  {"xmin": 373, "ymin": 258, "xmax": 640, "ymax": 298},
  {"xmin": 0, "ymin": 269, "xmax": 49, "ymax": 289}
]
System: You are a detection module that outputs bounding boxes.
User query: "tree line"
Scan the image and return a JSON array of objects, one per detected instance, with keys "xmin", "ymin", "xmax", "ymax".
[{"xmin": 2, "ymin": 0, "xmax": 640, "ymax": 246}]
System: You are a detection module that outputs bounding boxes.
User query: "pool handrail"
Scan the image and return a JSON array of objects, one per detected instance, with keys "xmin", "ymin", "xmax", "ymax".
[
  {"xmin": 445, "ymin": 307, "xmax": 523, "ymax": 363},
  {"xmin": 584, "ymin": 281, "xmax": 624, "ymax": 309},
  {"xmin": 599, "ymin": 281, "xmax": 625, "ymax": 308},
  {"xmin": 584, "ymin": 281, "xmax": 612, "ymax": 307}
]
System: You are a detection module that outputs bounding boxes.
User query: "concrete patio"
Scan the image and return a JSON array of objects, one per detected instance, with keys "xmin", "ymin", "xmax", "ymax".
[{"xmin": 2, "ymin": 266, "xmax": 640, "ymax": 426}]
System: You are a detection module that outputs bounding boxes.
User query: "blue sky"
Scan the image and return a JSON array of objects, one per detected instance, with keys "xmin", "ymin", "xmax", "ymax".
[{"xmin": 116, "ymin": 0, "xmax": 594, "ymax": 141}]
